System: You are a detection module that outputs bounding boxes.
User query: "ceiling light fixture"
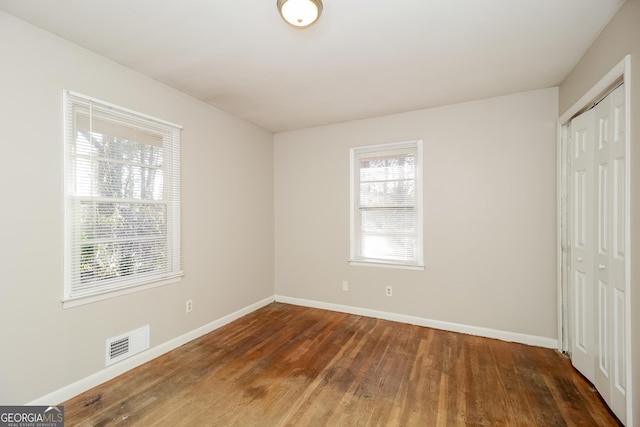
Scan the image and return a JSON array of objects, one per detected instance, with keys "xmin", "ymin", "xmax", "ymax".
[{"xmin": 277, "ymin": 0, "xmax": 323, "ymax": 28}]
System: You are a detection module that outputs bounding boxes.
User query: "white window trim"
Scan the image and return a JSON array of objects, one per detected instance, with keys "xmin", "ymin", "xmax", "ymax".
[
  {"xmin": 62, "ymin": 90, "xmax": 183, "ymax": 308},
  {"xmin": 349, "ymin": 140, "xmax": 424, "ymax": 270}
]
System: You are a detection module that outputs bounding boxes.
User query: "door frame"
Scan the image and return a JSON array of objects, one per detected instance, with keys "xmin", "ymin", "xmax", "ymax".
[{"xmin": 557, "ymin": 55, "xmax": 632, "ymax": 424}]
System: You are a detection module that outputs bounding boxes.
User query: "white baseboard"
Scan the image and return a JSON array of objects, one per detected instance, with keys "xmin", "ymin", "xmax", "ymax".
[
  {"xmin": 27, "ymin": 296, "xmax": 275, "ymax": 405},
  {"xmin": 275, "ymin": 295, "xmax": 558, "ymax": 349}
]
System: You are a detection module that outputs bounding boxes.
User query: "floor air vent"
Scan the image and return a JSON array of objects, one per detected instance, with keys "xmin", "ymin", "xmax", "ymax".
[
  {"xmin": 106, "ymin": 325, "xmax": 150, "ymax": 366},
  {"xmin": 109, "ymin": 336, "xmax": 130, "ymax": 359}
]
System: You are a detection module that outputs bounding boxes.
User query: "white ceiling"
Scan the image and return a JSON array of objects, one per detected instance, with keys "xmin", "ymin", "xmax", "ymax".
[{"xmin": 0, "ymin": 0, "xmax": 625, "ymax": 132}]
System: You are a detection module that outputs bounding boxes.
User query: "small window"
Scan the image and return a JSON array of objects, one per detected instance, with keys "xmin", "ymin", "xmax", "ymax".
[
  {"xmin": 63, "ymin": 91, "xmax": 183, "ymax": 306},
  {"xmin": 350, "ymin": 140, "xmax": 424, "ymax": 269}
]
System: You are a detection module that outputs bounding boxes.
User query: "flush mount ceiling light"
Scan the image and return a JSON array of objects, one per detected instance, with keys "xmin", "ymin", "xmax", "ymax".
[{"xmin": 277, "ymin": 0, "xmax": 323, "ymax": 28}]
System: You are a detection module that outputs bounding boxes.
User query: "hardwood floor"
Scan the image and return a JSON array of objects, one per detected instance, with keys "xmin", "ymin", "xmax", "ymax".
[{"xmin": 63, "ymin": 303, "xmax": 621, "ymax": 426}]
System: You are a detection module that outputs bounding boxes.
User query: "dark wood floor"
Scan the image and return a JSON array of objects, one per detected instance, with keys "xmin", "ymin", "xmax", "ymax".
[{"xmin": 63, "ymin": 303, "xmax": 621, "ymax": 426}]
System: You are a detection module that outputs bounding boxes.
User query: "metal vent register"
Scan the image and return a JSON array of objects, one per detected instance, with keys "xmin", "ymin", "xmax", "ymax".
[{"xmin": 105, "ymin": 325, "xmax": 150, "ymax": 366}]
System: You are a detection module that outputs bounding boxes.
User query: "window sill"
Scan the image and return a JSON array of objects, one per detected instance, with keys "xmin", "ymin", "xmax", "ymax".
[
  {"xmin": 348, "ymin": 260, "xmax": 425, "ymax": 271},
  {"xmin": 62, "ymin": 274, "xmax": 183, "ymax": 309}
]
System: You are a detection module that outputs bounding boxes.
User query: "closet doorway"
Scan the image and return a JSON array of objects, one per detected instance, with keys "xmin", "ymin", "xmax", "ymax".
[{"xmin": 559, "ymin": 56, "xmax": 631, "ymax": 425}]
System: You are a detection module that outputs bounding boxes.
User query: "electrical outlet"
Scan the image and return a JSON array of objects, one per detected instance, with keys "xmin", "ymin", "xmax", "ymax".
[
  {"xmin": 342, "ymin": 281, "xmax": 349, "ymax": 291},
  {"xmin": 186, "ymin": 299, "xmax": 193, "ymax": 313},
  {"xmin": 385, "ymin": 286, "xmax": 393, "ymax": 297}
]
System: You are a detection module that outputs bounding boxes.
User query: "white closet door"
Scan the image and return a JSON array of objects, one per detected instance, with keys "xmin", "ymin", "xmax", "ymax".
[
  {"xmin": 607, "ymin": 84, "xmax": 627, "ymax": 422},
  {"xmin": 569, "ymin": 108, "xmax": 595, "ymax": 383},
  {"xmin": 569, "ymin": 84, "xmax": 626, "ymax": 424},
  {"xmin": 593, "ymin": 89, "xmax": 611, "ymax": 404}
]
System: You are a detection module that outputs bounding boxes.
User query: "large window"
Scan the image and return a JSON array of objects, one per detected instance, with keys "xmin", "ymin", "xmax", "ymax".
[
  {"xmin": 350, "ymin": 140, "xmax": 424, "ymax": 269},
  {"xmin": 63, "ymin": 91, "xmax": 182, "ymax": 305}
]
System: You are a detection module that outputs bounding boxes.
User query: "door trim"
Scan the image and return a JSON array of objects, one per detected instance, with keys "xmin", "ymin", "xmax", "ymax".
[{"xmin": 557, "ymin": 54, "xmax": 632, "ymax": 425}]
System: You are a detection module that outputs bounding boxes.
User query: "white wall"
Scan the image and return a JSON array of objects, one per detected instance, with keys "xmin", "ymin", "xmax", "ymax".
[
  {"xmin": 275, "ymin": 88, "xmax": 559, "ymax": 341},
  {"xmin": 0, "ymin": 11, "xmax": 274, "ymax": 404}
]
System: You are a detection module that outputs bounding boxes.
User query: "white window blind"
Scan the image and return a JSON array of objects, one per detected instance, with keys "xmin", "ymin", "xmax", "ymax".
[
  {"xmin": 350, "ymin": 140, "xmax": 424, "ymax": 269},
  {"xmin": 63, "ymin": 91, "xmax": 183, "ymax": 303}
]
